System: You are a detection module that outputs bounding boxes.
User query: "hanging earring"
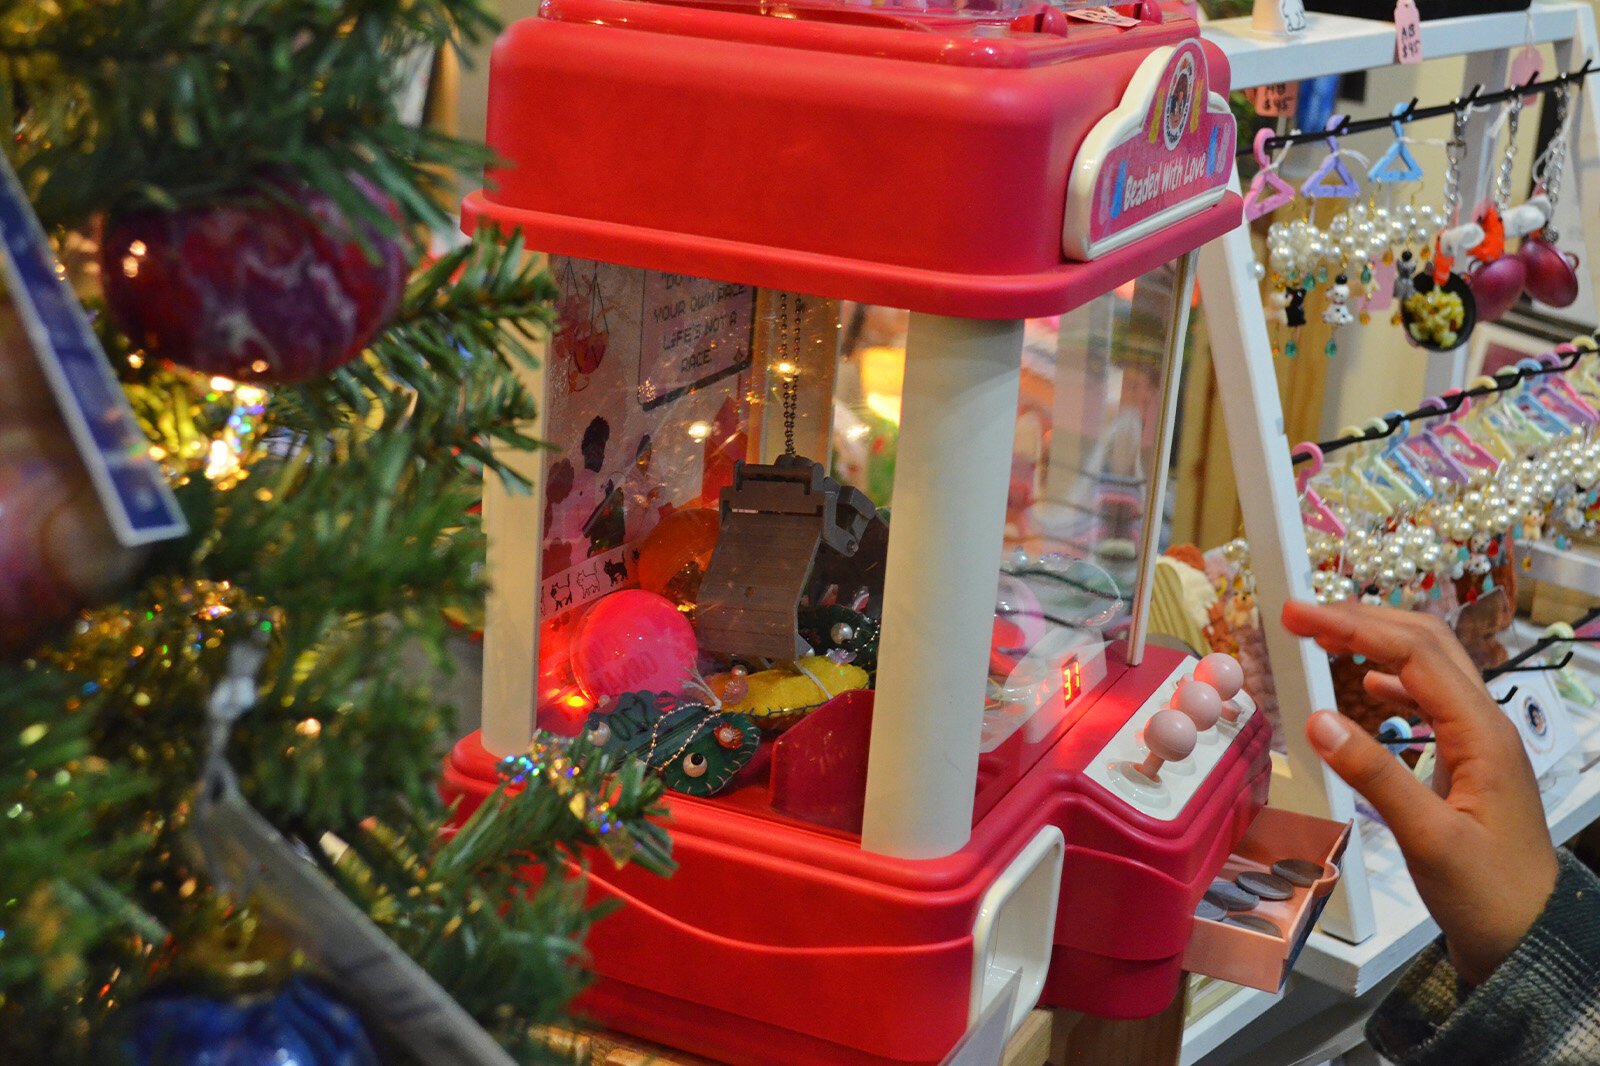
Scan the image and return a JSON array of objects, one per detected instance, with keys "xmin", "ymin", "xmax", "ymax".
[
  {"xmin": 1403, "ymin": 109, "xmax": 1478, "ymax": 352},
  {"xmin": 1244, "ymin": 128, "xmax": 1298, "ymax": 221},
  {"xmin": 1465, "ymin": 91, "xmax": 1529, "ymax": 321},
  {"xmin": 1321, "ymin": 272, "xmax": 1355, "ymax": 355},
  {"xmin": 1521, "ymin": 82, "xmax": 1583, "ymax": 307}
]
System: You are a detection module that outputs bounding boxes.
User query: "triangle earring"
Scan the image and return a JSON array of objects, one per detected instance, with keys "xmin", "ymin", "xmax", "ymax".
[
  {"xmin": 1368, "ymin": 103, "xmax": 1425, "ymax": 183},
  {"xmin": 1302, "ymin": 115, "xmax": 1361, "ymax": 198},
  {"xmin": 1244, "ymin": 128, "xmax": 1298, "ymax": 221}
]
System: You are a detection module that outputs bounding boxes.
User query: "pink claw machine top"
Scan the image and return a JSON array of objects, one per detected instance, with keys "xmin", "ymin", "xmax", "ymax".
[
  {"xmin": 447, "ymin": 3, "xmax": 1269, "ymax": 1064},
  {"xmin": 464, "ymin": 0, "xmax": 1241, "ymax": 317}
]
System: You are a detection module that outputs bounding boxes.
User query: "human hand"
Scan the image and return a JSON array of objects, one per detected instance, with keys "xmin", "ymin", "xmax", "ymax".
[{"xmin": 1282, "ymin": 599, "xmax": 1558, "ymax": 986}]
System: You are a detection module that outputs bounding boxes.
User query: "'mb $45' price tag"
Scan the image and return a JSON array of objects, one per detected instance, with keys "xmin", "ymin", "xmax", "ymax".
[{"xmin": 1395, "ymin": 0, "xmax": 1423, "ymax": 64}]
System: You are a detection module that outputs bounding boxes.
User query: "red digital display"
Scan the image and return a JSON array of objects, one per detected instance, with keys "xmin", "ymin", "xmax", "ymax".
[{"xmin": 1061, "ymin": 655, "xmax": 1083, "ymax": 705}]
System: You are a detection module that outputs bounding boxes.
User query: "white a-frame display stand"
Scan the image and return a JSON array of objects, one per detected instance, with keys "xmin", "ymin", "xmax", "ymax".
[{"xmin": 1199, "ymin": 1, "xmax": 1600, "ymax": 945}]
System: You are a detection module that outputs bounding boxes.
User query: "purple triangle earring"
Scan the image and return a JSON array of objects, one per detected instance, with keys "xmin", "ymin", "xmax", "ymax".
[{"xmin": 1301, "ymin": 115, "xmax": 1361, "ymax": 198}]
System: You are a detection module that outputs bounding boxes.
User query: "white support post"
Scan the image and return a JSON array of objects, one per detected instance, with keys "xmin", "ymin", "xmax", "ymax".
[
  {"xmin": 861, "ymin": 315, "xmax": 1024, "ymax": 860},
  {"xmin": 480, "ymin": 346, "xmax": 549, "ymax": 758},
  {"xmin": 1198, "ymin": 175, "xmax": 1377, "ymax": 944}
]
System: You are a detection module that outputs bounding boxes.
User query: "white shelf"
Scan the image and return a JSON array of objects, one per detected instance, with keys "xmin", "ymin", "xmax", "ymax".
[
  {"xmin": 1525, "ymin": 539, "xmax": 1600, "ymax": 592},
  {"xmin": 1205, "ymin": 2, "xmax": 1592, "ymax": 92}
]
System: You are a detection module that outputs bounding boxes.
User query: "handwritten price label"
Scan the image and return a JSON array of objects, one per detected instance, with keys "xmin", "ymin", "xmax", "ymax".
[
  {"xmin": 1252, "ymin": 83, "xmax": 1299, "ymax": 118},
  {"xmin": 1512, "ymin": 46, "xmax": 1543, "ymax": 102},
  {"xmin": 1065, "ymin": 6, "xmax": 1140, "ymax": 27},
  {"xmin": 1394, "ymin": 0, "xmax": 1423, "ymax": 64}
]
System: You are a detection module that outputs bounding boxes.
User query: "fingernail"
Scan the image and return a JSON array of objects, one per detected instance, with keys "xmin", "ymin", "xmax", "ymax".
[{"xmin": 1308, "ymin": 711, "xmax": 1351, "ymax": 754}]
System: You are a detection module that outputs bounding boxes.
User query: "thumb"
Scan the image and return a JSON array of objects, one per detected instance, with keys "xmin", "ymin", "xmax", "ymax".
[{"xmin": 1307, "ymin": 711, "xmax": 1448, "ymax": 857}]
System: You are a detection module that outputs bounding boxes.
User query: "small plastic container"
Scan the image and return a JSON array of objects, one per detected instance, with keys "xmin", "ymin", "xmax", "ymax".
[{"xmin": 1182, "ymin": 807, "xmax": 1352, "ymax": 992}]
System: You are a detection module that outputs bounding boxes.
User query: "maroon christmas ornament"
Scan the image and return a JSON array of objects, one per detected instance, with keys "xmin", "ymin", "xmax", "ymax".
[
  {"xmin": 1466, "ymin": 254, "xmax": 1526, "ymax": 322},
  {"xmin": 100, "ymin": 176, "xmax": 408, "ymax": 383},
  {"xmin": 1519, "ymin": 237, "xmax": 1581, "ymax": 308}
]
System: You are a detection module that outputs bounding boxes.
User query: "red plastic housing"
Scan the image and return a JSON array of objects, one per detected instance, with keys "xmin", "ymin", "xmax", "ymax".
[
  {"xmin": 463, "ymin": 0, "xmax": 1240, "ymax": 318},
  {"xmin": 444, "ymin": 645, "xmax": 1271, "ymax": 1064},
  {"xmin": 455, "ymin": 2, "xmax": 1259, "ymax": 1060}
]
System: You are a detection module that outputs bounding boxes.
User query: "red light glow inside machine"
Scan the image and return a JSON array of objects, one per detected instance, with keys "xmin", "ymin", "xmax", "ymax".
[{"xmin": 441, "ymin": 2, "xmax": 1334, "ymax": 1063}]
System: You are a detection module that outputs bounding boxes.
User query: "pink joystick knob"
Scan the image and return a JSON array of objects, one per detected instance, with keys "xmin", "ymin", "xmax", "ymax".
[
  {"xmin": 1172, "ymin": 678, "xmax": 1222, "ymax": 730},
  {"xmin": 1195, "ymin": 653, "xmax": 1245, "ymax": 722},
  {"xmin": 1136, "ymin": 710, "xmax": 1197, "ymax": 783}
]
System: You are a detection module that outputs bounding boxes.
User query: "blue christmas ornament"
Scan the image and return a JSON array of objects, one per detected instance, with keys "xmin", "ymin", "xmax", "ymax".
[
  {"xmin": 128, "ymin": 975, "xmax": 379, "ymax": 1066},
  {"xmin": 126, "ymin": 921, "xmax": 379, "ymax": 1066}
]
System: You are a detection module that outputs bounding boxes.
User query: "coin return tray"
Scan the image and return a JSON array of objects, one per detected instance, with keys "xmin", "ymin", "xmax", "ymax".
[{"xmin": 1181, "ymin": 806, "xmax": 1351, "ymax": 992}]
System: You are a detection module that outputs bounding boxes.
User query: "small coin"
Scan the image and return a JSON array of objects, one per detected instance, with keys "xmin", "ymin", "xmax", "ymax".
[
  {"xmin": 1195, "ymin": 898, "xmax": 1226, "ymax": 921},
  {"xmin": 1271, "ymin": 858, "xmax": 1325, "ymax": 888},
  {"xmin": 1236, "ymin": 871, "xmax": 1294, "ymax": 901},
  {"xmin": 1226, "ymin": 913, "xmax": 1281, "ymax": 936},
  {"xmin": 1205, "ymin": 878, "xmax": 1259, "ymax": 912}
]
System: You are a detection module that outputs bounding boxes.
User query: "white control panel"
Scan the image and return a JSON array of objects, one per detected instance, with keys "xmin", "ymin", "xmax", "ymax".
[{"xmin": 1083, "ymin": 658, "xmax": 1257, "ymax": 822}]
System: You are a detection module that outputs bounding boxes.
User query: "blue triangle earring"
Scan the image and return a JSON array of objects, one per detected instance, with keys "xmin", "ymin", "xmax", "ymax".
[
  {"xmin": 1368, "ymin": 102, "xmax": 1425, "ymax": 184},
  {"xmin": 1301, "ymin": 115, "xmax": 1361, "ymax": 198}
]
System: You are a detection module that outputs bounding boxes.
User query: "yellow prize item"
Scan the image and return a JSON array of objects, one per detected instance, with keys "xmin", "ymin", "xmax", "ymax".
[{"xmin": 710, "ymin": 656, "xmax": 869, "ymax": 732}]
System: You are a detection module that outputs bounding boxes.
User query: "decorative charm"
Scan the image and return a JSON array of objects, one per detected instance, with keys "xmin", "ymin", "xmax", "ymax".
[
  {"xmin": 583, "ymin": 691, "xmax": 760, "ymax": 796},
  {"xmin": 1466, "ymin": 96, "xmax": 1528, "ymax": 322},
  {"xmin": 634, "ymin": 506, "xmax": 721, "ymax": 606},
  {"xmin": 799, "ymin": 601, "xmax": 881, "ymax": 671},
  {"xmin": 1321, "ymin": 273, "xmax": 1354, "ymax": 355},
  {"xmin": 1522, "ymin": 83, "xmax": 1582, "ymax": 308},
  {"xmin": 570, "ymin": 589, "xmax": 699, "ymax": 702},
  {"xmin": 101, "ymin": 175, "xmax": 407, "ymax": 383},
  {"xmin": 709, "ymin": 655, "xmax": 870, "ymax": 732},
  {"xmin": 1300, "ymin": 117, "xmax": 1361, "ymax": 199},
  {"xmin": 1244, "ymin": 128, "xmax": 1297, "ymax": 221},
  {"xmin": 1403, "ymin": 114, "xmax": 1477, "ymax": 352},
  {"xmin": 553, "ymin": 258, "xmax": 610, "ymax": 391}
]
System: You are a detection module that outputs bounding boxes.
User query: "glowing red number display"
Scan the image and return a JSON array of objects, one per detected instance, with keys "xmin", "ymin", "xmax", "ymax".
[{"xmin": 1061, "ymin": 655, "xmax": 1083, "ymax": 704}]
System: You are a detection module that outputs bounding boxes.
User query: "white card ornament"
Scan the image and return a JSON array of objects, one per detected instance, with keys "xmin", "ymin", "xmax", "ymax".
[
  {"xmin": 1488, "ymin": 671, "xmax": 1579, "ymax": 780},
  {"xmin": 0, "ymin": 152, "xmax": 186, "ymax": 546},
  {"xmin": 1062, "ymin": 41, "xmax": 1235, "ymax": 261}
]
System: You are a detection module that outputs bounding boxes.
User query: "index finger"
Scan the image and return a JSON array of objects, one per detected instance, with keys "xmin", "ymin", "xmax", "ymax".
[{"xmin": 1281, "ymin": 600, "xmax": 1491, "ymax": 729}]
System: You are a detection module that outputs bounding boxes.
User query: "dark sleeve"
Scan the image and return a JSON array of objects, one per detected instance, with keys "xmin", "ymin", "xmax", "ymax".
[{"xmin": 1366, "ymin": 849, "xmax": 1600, "ymax": 1066}]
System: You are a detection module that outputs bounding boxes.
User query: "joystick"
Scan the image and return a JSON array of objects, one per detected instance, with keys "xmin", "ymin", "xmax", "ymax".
[
  {"xmin": 1171, "ymin": 678, "xmax": 1223, "ymax": 731},
  {"xmin": 1194, "ymin": 653, "xmax": 1247, "ymax": 723},
  {"xmin": 1133, "ymin": 710, "xmax": 1197, "ymax": 784}
]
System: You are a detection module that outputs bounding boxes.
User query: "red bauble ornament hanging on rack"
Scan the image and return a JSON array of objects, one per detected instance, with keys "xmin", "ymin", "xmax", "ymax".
[{"xmin": 99, "ymin": 175, "xmax": 408, "ymax": 384}]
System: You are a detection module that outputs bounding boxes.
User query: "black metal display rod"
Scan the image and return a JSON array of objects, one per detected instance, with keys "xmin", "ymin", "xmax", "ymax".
[
  {"xmin": 1483, "ymin": 605, "xmax": 1600, "ymax": 683},
  {"xmin": 1236, "ymin": 61, "xmax": 1597, "ymax": 159},
  {"xmin": 1290, "ymin": 337, "xmax": 1599, "ymax": 465}
]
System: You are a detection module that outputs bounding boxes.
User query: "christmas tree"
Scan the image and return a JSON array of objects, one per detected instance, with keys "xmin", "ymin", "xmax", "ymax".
[{"xmin": 0, "ymin": 1, "xmax": 672, "ymax": 1061}]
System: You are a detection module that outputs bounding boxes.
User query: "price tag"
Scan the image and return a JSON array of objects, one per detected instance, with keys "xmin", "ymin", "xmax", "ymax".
[
  {"xmin": 1394, "ymin": 0, "xmax": 1424, "ymax": 64},
  {"xmin": 1064, "ymin": 6, "xmax": 1140, "ymax": 28},
  {"xmin": 1252, "ymin": 82, "xmax": 1299, "ymax": 118},
  {"xmin": 193, "ymin": 785, "xmax": 520, "ymax": 1066},
  {"xmin": 1512, "ymin": 46, "xmax": 1543, "ymax": 102},
  {"xmin": 0, "ymin": 152, "xmax": 186, "ymax": 547}
]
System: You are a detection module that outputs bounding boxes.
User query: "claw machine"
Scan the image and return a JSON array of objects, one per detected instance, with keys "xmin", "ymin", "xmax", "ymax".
[{"xmin": 442, "ymin": 1, "xmax": 1342, "ymax": 1062}]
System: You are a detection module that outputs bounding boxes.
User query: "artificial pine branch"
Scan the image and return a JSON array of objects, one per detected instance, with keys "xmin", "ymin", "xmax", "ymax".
[
  {"xmin": 0, "ymin": 0, "xmax": 497, "ymax": 228},
  {"xmin": 3, "ymin": 2, "xmax": 679, "ymax": 1061}
]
